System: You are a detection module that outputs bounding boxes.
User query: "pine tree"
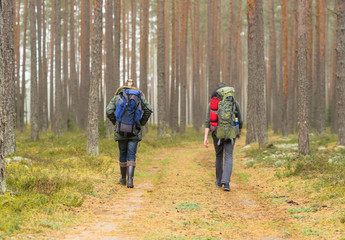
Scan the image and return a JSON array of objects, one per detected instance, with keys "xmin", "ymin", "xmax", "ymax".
[
  {"xmin": 179, "ymin": 0, "xmax": 190, "ymax": 136},
  {"xmin": 336, "ymin": 0, "xmax": 345, "ymax": 145},
  {"xmin": 297, "ymin": 0, "xmax": 310, "ymax": 154},
  {"xmin": 157, "ymin": 0, "xmax": 166, "ymax": 137},
  {"xmin": 2, "ymin": 0, "xmax": 16, "ymax": 154},
  {"xmin": 131, "ymin": 0, "xmax": 137, "ymax": 85},
  {"xmin": 87, "ymin": 0, "xmax": 103, "ymax": 156},
  {"xmin": 80, "ymin": 0, "xmax": 91, "ymax": 130},
  {"xmin": 0, "ymin": 0, "xmax": 7, "ymax": 194},
  {"xmin": 54, "ymin": 0, "xmax": 62, "ymax": 137},
  {"xmin": 105, "ymin": 0, "xmax": 114, "ymax": 137}
]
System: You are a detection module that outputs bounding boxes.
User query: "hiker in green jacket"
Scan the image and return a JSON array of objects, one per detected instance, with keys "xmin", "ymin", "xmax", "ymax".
[
  {"xmin": 204, "ymin": 83, "xmax": 243, "ymax": 191},
  {"xmin": 106, "ymin": 79, "xmax": 152, "ymax": 188}
]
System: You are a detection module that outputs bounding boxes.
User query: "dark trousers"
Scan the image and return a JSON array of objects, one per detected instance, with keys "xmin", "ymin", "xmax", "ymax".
[{"xmin": 212, "ymin": 133, "xmax": 236, "ymax": 184}]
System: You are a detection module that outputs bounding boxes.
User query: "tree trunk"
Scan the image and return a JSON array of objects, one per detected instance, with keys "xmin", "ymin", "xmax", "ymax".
[
  {"xmin": 42, "ymin": 0, "xmax": 48, "ymax": 132},
  {"xmin": 226, "ymin": 0, "xmax": 233, "ymax": 86},
  {"xmin": 268, "ymin": 0, "xmax": 278, "ymax": 132},
  {"xmin": 297, "ymin": 0, "xmax": 310, "ymax": 154},
  {"xmin": 50, "ymin": 0, "xmax": 55, "ymax": 130},
  {"xmin": 170, "ymin": 0, "xmax": 178, "ymax": 136},
  {"xmin": 30, "ymin": 0, "xmax": 39, "ymax": 141},
  {"xmin": 36, "ymin": 0, "xmax": 43, "ymax": 131},
  {"xmin": 246, "ymin": 0, "xmax": 257, "ymax": 145},
  {"xmin": 20, "ymin": 0, "xmax": 28, "ymax": 132},
  {"xmin": 179, "ymin": 0, "xmax": 189, "ymax": 136},
  {"xmin": 54, "ymin": 0, "xmax": 62, "ymax": 137},
  {"xmin": 164, "ymin": 0, "xmax": 170, "ymax": 125},
  {"xmin": 80, "ymin": 0, "xmax": 91, "ymax": 130},
  {"xmin": 337, "ymin": 0, "xmax": 345, "ymax": 145},
  {"xmin": 14, "ymin": 0, "xmax": 20, "ymax": 134},
  {"xmin": 140, "ymin": 0, "xmax": 149, "ymax": 97},
  {"xmin": 191, "ymin": 0, "xmax": 201, "ymax": 132},
  {"xmin": 70, "ymin": 0, "xmax": 78, "ymax": 127},
  {"xmin": 0, "ymin": 0, "xmax": 7, "ymax": 194},
  {"xmin": 87, "ymin": 0, "xmax": 102, "ymax": 156},
  {"xmin": 2, "ymin": 0, "xmax": 16, "ymax": 155},
  {"xmin": 306, "ymin": 0, "xmax": 313, "ymax": 132},
  {"xmin": 131, "ymin": 0, "xmax": 137, "ymax": 85},
  {"xmin": 62, "ymin": 0, "xmax": 69, "ymax": 131},
  {"xmin": 331, "ymin": 1, "xmax": 338, "ymax": 134},
  {"xmin": 281, "ymin": 0, "xmax": 289, "ymax": 137},
  {"xmin": 254, "ymin": 0, "xmax": 267, "ymax": 148},
  {"xmin": 315, "ymin": 0, "xmax": 326, "ymax": 135},
  {"xmin": 114, "ymin": 0, "xmax": 120, "ymax": 91},
  {"xmin": 105, "ymin": 0, "xmax": 114, "ymax": 137},
  {"xmin": 122, "ymin": 0, "xmax": 127, "ymax": 84},
  {"xmin": 157, "ymin": 0, "xmax": 166, "ymax": 137}
]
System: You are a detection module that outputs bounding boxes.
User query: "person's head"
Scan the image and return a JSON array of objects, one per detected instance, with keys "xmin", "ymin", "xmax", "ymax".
[
  {"xmin": 125, "ymin": 79, "xmax": 134, "ymax": 87},
  {"xmin": 217, "ymin": 82, "xmax": 227, "ymax": 87}
]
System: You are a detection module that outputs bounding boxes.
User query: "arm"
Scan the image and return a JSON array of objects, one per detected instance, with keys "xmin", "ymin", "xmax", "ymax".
[
  {"xmin": 140, "ymin": 95, "xmax": 153, "ymax": 126},
  {"xmin": 235, "ymin": 101, "xmax": 243, "ymax": 137},
  {"xmin": 204, "ymin": 127, "xmax": 210, "ymax": 148},
  {"xmin": 106, "ymin": 97, "xmax": 118, "ymax": 125},
  {"xmin": 204, "ymin": 103, "xmax": 211, "ymax": 148},
  {"xmin": 235, "ymin": 101, "xmax": 243, "ymax": 129}
]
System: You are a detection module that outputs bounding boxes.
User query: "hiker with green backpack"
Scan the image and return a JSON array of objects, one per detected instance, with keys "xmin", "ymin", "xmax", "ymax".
[
  {"xmin": 204, "ymin": 83, "xmax": 243, "ymax": 191},
  {"xmin": 106, "ymin": 79, "xmax": 152, "ymax": 188}
]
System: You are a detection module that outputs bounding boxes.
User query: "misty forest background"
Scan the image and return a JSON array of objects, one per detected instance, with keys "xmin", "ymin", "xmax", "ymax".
[{"xmin": 1, "ymin": 0, "xmax": 345, "ymax": 185}]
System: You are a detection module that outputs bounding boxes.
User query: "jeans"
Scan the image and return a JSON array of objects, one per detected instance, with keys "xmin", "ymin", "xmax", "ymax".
[
  {"xmin": 212, "ymin": 133, "xmax": 236, "ymax": 185},
  {"xmin": 118, "ymin": 140, "xmax": 138, "ymax": 163}
]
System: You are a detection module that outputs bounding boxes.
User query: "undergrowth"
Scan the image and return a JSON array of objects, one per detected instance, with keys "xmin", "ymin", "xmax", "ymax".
[
  {"xmin": 0, "ymin": 126, "xmax": 203, "ymax": 237},
  {"xmin": 244, "ymin": 129, "xmax": 345, "ymax": 200}
]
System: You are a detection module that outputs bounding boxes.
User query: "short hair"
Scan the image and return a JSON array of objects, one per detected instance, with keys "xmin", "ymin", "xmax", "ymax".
[{"xmin": 218, "ymin": 82, "xmax": 226, "ymax": 87}]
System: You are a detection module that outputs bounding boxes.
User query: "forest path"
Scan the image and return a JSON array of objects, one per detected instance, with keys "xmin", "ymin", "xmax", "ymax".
[{"xmin": 57, "ymin": 137, "xmax": 302, "ymax": 239}]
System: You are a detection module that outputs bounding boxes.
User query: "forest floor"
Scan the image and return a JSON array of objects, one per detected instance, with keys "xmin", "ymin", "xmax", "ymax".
[{"xmin": 2, "ymin": 128, "xmax": 345, "ymax": 239}]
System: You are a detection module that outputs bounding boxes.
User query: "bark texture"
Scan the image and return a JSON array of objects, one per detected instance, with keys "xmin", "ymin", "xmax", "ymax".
[
  {"xmin": 140, "ymin": 0, "xmax": 149, "ymax": 97},
  {"xmin": 87, "ymin": 0, "xmax": 102, "ymax": 156},
  {"xmin": 0, "ymin": 0, "xmax": 7, "ymax": 194},
  {"xmin": 131, "ymin": 0, "xmax": 137, "ymax": 85},
  {"xmin": 105, "ymin": 0, "xmax": 114, "ymax": 137},
  {"xmin": 281, "ymin": 0, "xmax": 289, "ymax": 137},
  {"xmin": 315, "ymin": 0, "xmax": 326, "ymax": 135},
  {"xmin": 297, "ymin": 0, "xmax": 310, "ymax": 154},
  {"xmin": 246, "ymin": 0, "xmax": 268, "ymax": 147},
  {"xmin": 30, "ymin": 0, "xmax": 39, "ymax": 141},
  {"xmin": 157, "ymin": 0, "xmax": 166, "ymax": 137},
  {"xmin": 2, "ymin": 0, "xmax": 16, "ymax": 155},
  {"xmin": 80, "ymin": 0, "xmax": 91, "ymax": 130},
  {"xmin": 54, "ymin": 0, "xmax": 62, "ymax": 137},
  {"xmin": 337, "ymin": 0, "xmax": 345, "ymax": 145},
  {"xmin": 69, "ymin": 0, "xmax": 78, "ymax": 126},
  {"xmin": 179, "ymin": 0, "xmax": 190, "ymax": 136}
]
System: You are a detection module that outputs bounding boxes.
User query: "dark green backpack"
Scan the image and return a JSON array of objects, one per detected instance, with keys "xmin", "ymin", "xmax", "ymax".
[{"xmin": 216, "ymin": 87, "xmax": 237, "ymax": 140}]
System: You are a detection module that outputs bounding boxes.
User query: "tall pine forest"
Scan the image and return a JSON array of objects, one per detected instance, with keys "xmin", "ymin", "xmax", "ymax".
[{"xmin": 0, "ymin": 0, "xmax": 345, "ymax": 161}]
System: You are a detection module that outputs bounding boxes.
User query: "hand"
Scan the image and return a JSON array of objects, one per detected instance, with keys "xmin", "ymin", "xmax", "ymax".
[
  {"xmin": 204, "ymin": 138, "xmax": 209, "ymax": 148},
  {"xmin": 237, "ymin": 129, "xmax": 242, "ymax": 139}
]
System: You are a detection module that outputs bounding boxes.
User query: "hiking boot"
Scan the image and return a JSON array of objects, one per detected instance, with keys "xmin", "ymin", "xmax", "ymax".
[
  {"xmin": 215, "ymin": 181, "xmax": 222, "ymax": 188},
  {"xmin": 223, "ymin": 183, "xmax": 230, "ymax": 191},
  {"xmin": 119, "ymin": 167, "xmax": 127, "ymax": 186},
  {"xmin": 127, "ymin": 166, "xmax": 135, "ymax": 188}
]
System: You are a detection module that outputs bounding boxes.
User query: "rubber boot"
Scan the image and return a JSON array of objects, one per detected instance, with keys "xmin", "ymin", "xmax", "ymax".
[
  {"xmin": 119, "ymin": 167, "xmax": 127, "ymax": 186},
  {"xmin": 127, "ymin": 166, "xmax": 135, "ymax": 188}
]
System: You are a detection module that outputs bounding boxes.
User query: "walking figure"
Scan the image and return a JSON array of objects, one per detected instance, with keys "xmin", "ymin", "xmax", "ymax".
[
  {"xmin": 106, "ymin": 79, "xmax": 152, "ymax": 188},
  {"xmin": 204, "ymin": 83, "xmax": 243, "ymax": 191}
]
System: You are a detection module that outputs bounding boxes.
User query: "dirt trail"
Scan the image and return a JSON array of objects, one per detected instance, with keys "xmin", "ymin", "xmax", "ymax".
[
  {"xmin": 56, "ymin": 138, "xmax": 304, "ymax": 239},
  {"xmin": 59, "ymin": 183, "xmax": 153, "ymax": 240}
]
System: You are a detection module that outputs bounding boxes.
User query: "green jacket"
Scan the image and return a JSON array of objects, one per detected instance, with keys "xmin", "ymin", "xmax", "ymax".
[{"xmin": 106, "ymin": 87, "xmax": 152, "ymax": 141}]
